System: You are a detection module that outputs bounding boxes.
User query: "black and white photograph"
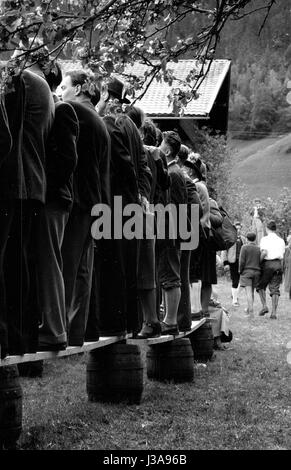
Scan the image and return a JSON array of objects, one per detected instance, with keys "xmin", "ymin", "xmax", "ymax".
[{"xmin": 0, "ymin": 0, "xmax": 290, "ymax": 456}]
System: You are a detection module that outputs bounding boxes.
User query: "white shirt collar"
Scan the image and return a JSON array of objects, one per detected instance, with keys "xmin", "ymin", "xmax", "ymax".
[{"xmin": 167, "ymin": 159, "xmax": 178, "ymax": 168}]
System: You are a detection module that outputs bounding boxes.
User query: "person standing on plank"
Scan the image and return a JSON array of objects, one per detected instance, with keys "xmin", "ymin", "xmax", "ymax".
[
  {"xmin": 97, "ymin": 78, "xmax": 152, "ymax": 336},
  {"xmin": 1, "ymin": 66, "xmax": 54, "ymax": 357},
  {"xmin": 35, "ymin": 62, "xmax": 79, "ymax": 351},
  {"xmin": 60, "ymin": 69, "xmax": 110, "ymax": 346}
]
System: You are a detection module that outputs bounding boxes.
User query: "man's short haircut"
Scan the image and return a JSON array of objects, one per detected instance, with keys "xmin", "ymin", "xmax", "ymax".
[
  {"xmin": 267, "ymin": 220, "xmax": 276, "ymax": 231},
  {"xmin": 247, "ymin": 232, "xmax": 256, "ymax": 242},
  {"xmin": 46, "ymin": 62, "xmax": 62, "ymax": 91},
  {"xmin": 65, "ymin": 69, "xmax": 100, "ymax": 106},
  {"xmin": 163, "ymin": 130, "xmax": 181, "ymax": 157}
]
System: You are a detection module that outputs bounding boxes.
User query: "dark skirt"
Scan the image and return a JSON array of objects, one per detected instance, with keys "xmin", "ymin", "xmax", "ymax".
[
  {"xmin": 96, "ymin": 237, "xmax": 142, "ymax": 335},
  {"xmin": 190, "ymin": 234, "xmax": 217, "ymax": 285}
]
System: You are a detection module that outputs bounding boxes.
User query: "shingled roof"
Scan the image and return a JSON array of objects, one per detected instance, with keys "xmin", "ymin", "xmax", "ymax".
[{"xmin": 122, "ymin": 59, "xmax": 231, "ymax": 118}]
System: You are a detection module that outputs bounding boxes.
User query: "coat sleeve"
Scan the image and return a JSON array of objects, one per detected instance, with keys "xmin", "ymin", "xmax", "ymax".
[
  {"xmin": 51, "ymin": 102, "xmax": 79, "ymax": 186},
  {"xmin": 155, "ymin": 151, "xmax": 171, "ymax": 191},
  {"xmin": 185, "ymin": 178, "xmax": 203, "ymax": 219},
  {"xmin": 109, "ymin": 124, "xmax": 139, "ymax": 200},
  {"xmin": 0, "ymin": 99, "xmax": 12, "ymax": 165},
  {"xmin": 239, "ymin": 245, "xmax": 246, "ymax": 274},
  {"xmin": 137, "ymin": 137, "xmax": 152, "ymax": 200},
  {"xmin": 98, "ymin": 125, "xmax": 111, "ymax": 206}
]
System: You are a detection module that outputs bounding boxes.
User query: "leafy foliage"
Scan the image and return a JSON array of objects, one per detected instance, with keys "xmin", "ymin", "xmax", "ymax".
[
  {"xmin": 163, "ymin": 0, "xmax": 291, "ymax": 131},
  {"xmin": 219, "ymin": 0, "xmax": 291, "ymax": 137},
  {"xmin": 0, "ymin": 0, "xmax": 276, "ymax": 113}
]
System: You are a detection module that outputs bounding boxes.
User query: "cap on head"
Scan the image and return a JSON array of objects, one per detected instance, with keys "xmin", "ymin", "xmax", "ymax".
[
  {"xmin": 183, "ymin": 159, "xmax": 203, "ymax": 181},
  {"xmin": 107, "ymin": 77, "xmax": 130, "ymax": 104}
]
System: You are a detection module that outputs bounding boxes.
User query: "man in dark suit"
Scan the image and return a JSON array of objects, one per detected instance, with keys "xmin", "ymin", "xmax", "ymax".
[
  {"xmin": 60, "ymin": 69, "xmax": 110, "ymax": 346},
  {"xmin": 35, "ymin": 62, "xmax": 79, "ymax": 351},
  {"xmin": 0, "ymin": 69, "xmax": 54, "ymax": 357}
]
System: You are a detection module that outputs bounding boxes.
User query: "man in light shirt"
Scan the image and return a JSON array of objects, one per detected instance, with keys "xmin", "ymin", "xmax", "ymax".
[{"xmin": 256, "ymin": 220, "xmax": 285, "ymax": 319}]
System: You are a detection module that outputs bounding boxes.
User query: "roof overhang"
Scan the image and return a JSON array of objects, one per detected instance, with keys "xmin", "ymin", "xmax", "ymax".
[{"xmin": 121, "ymin": 59, "xmax": 231, "ymax": 119}]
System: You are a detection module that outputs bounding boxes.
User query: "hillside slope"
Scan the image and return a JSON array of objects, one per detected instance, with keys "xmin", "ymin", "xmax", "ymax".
[{"xmin": 230, "ymin": 134, "xmax": 291, "ymax": 199}]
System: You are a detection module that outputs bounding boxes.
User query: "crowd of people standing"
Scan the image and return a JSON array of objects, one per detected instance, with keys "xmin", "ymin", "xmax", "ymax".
[{"xmin": 0, "ymin": 59, "xmax": 289, "ymax": 359}]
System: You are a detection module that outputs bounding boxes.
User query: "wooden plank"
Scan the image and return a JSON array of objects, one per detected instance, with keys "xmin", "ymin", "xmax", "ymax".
[
  {"xmin": 0, "ymin": 334, "xmax": 130, "ymax": 367},
  {"xmin": 128, "ymin": 318, "xmax": 206, "ymax": 345},
  {"xmin": 0, "ymin": 318, "xmax": 207, "ymax": 366}
]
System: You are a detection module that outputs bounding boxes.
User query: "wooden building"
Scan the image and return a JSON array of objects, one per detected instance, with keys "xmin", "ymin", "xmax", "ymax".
[{"xmin": 123, "ymin": 59, "xmax": 231, "ymax": 146}]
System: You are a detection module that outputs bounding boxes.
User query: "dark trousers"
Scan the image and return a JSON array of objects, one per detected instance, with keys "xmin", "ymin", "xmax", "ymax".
[
  {"xmin": 229, "ymin": 261, "xmax": 240, "ymax": 288},
  {"xmin": 177, "ymin": 249, "xmax": 191, "ymax": 331},
  {"xmin": 36, "ymin": 203, "xmax": 69, "ymax": 346},
  {"xmin": 256, "ymin": 259, "xmax": 282, "ymax": 296},
  {"xmin": 98, "ymin": 236, "xmax": 139, "ymax": 335},
  {"xmin": 85, "ymin": 243, "xmax": 100, "ymax": 341},
  {"xmin": 0, "ymin": 200, "xmax": 40, "ymax": 357},
  {"xmin": 62, "ymin": 204, "xmax": 94, "ymax": 346},
  {"xmin": 0, "ymin": 201, "xmax": 14, "ymax": 358}
]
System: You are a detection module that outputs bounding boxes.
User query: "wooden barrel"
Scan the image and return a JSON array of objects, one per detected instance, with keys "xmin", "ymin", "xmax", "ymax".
[
  {"xmin": 146, "ymin": 338, "xmax": 194, "ymax": 383},
  {"xmin": 86, "ymin": 343, "xmax": 144, "ymax": 404},
  {"xmin": 189, "ymin": 319, "xmax": 214, "ymax": 361},
  {"xmin": 0, "ymin": 365, "xmax": 23, "ymax": 449},
  {"xmin": 18, "ymin": 360, "xmax": 44, "ymax": 378}
]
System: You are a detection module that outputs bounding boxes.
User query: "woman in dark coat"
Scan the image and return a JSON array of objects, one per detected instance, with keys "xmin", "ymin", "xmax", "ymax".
[{"xmin": 97, "ymin": 82, "xmax": 152, "ymax": 336}]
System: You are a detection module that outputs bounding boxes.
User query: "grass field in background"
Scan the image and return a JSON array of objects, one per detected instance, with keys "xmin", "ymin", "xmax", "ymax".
[
  {"xmin": 229, "ymin": 134, "xmax": 291, "ymax": 200},
  {"xmin": 17, "ymin": 278, "xmax": 291, "ymax": 450}
]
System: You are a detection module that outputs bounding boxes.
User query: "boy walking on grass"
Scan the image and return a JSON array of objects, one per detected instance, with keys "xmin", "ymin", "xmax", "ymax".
[{"xmin": 239, "ymin": 232, "xmax": 261, "ymax": 318}]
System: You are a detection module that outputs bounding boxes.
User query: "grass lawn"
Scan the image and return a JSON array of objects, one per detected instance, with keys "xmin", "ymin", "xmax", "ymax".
[
  {"xmin": 17, "ymin": 278, "xmax": 291, "ymax": 450},
  {"xmin": 229, "ymin": 133, "xmax": 291, "ymax": 200}
]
